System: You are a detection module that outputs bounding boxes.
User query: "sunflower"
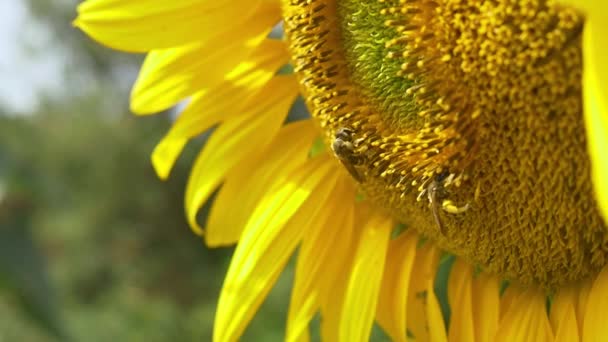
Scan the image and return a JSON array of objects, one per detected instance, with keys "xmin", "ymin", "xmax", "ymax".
[{"xmin": 75, "ymin": 0, "xmax": 608, "ymax": 341}]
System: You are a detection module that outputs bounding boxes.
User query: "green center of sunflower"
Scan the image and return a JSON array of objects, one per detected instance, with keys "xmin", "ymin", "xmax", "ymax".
[{"xmin": 281, "ymin": 0, "xmax": 608, "ymax": 287}]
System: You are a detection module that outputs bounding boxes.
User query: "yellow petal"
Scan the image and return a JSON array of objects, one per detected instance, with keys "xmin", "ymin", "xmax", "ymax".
[
  {"xmin": 557, "ymin": 1, "xmax": 608, "ymax": 222},
  {"xmin": 553, "ymin": 303, "xmax": 580, "ymax": 342},
  {"xmin": 448, "ymin": 259, "xmax": 475, "ymax": 342},
  {"xmin": 576, "ymin": 278, "xmax": 593, "ymax": 335},
  {"xmin": 375, "ymin": 231, "xmax": 418, "ymax": 342},
  {"xmin": 150, "ymin": 94, "xmax": 222, "ymax": 180},
  {"xmin": 320, "ymin": 243, "xmax": 354, "ymax": 342},
  {"xmin": 496, "ymin": 289, "xmax": 554, "ymax": 342},
  {"xmin": 499, "ymin": 285, "xmax": 518, "ymax": 321},
  {"xmin": 213, "ymin": 156, "xmax": 337, "ymax": 342},
  {"xmin": 471, "ymin": 273, "xmax": 500, "ymax": 342},
  {"xmin": 206, "ymin": 120, "xmax": 318, "ymax": 247},
  {"xmin": 150, "ymin": 48, "xmax": 291, "ymax": 179},
  {"xmin": 581, "ymin": 23, "xmax": 608, "ymax": 224},
  {"xmin": 407, "ymin": 242, "xmax": 440, "ymax": 341},
  {"xmin": 184, "ymin": 75, "xmax": 299, "ymax": 235},
  {"xmin": 426, "ymin": 280, "xmax": 448, "ymax": 342},
  {"xmin": 550, "ymin": 286, "xmax": 577, "ymax": 335},
  {"xmin": 131, "ymin": 32, "xmax": 287, "ymax": 114},
  {"xmin": 287, "ymin": 174, "xmax": 355, "ymax": 341},
  {"xmin": 319, "ymin": 204, "xmax": 381, "ymax": 342},
  {"xmin": 582, "ymin": 267, "xmax": 608, "ymax": 342},
  {"xmin": 74, "ymin": 0, "xmax": 272, "ymax": 52},
  {"xmin": 338, "ymin": 209, "xmax": 393, "ymax": 342}
]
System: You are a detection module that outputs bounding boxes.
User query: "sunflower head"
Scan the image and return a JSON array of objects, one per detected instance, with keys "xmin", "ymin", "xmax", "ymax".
[
  {"xmin": 75, "ymin": 0, "xmax": 608, "ymax": 340},
  {"xmin": 283, "ymin": 0, "xmax": 608, "ymax": 287}
]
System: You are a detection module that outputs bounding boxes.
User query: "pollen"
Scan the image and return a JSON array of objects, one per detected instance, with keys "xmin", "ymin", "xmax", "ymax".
[{"xmin": 282, "ymin": 0, "xmax": 608, "ymax": 287}]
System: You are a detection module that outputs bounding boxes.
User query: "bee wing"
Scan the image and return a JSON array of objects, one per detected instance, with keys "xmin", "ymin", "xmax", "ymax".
[
  {"xmin": 340, "ymin": 159, "xmax": 364, "ymax": 182},
  {"xmin": 431, "ymin": 201, "xmax": 445, "ymax": 235}
]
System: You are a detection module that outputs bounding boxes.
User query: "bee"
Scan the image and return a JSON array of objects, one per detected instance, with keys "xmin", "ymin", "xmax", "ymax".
[
  {"xmin": 332, "ymin": 127, "xmax": 365, "ymax": 182},
  {"xmin": 419, "ymin": 172, "xmax": 470, "ymax": 235},
  {"xmin": 427, "ymin": 177, "xmax": 449, "ymax": 235}
]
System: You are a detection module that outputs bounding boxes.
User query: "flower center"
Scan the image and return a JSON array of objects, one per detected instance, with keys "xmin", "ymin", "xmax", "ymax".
[{"xmin": 281, "ymin": 0, "xmax": 608, "ymax": 287}]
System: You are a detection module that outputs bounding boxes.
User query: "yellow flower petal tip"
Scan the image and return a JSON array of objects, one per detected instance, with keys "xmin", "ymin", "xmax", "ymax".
[{"xmin": 150, "ymin": 137, "xmax": 187, "ymax": 181}]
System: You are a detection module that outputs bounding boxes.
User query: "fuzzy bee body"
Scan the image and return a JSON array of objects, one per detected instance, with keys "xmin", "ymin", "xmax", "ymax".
[
  {"xmin": 332, "ymin": 127, "xmax": 365, "ymax": 182},
  {"xmin": 421, "ymin": 172, "xmax": 470, "ymax": 235},
  {"xmin": 427, "ymin": 177, "xmax": 448, "ymax": 235}
]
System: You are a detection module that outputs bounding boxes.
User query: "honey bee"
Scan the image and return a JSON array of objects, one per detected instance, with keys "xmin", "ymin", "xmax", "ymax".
[
  {"xmin": 332, "ymin": 127, "xmax": 365, "ymax": 182},
  {"xmin": 419, "ymin": 172, "xmax": 470, "ymax": 235}
]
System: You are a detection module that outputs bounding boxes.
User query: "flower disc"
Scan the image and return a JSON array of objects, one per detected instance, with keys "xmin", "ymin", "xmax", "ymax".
[{"xmin": 282, "ymin": 0, "xmax": 608, "ymax": 287}]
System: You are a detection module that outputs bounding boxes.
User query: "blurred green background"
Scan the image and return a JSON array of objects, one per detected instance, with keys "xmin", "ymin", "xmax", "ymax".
[{"xmin": 0, "ymin": 1, "xmax": 298, "ymax": 340}]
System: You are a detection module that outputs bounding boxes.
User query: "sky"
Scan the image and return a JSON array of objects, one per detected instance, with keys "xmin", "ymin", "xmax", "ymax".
[{"xmin": 0, "ymin": 1, "xmax": 65, "ymax": 113}]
